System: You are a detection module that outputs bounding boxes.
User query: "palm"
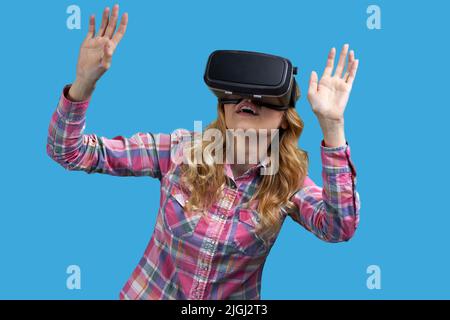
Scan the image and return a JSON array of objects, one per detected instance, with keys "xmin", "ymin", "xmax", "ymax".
[
  {"xmin": 77, "ymin": 37, "xmax": 112, "ymax": 83},
  {"xmin": 307, "ymin": 45, "xmax": 359, "ymax": 121}
]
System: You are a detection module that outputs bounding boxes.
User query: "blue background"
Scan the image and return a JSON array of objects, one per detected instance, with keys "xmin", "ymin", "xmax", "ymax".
[{"xmin": 1, "ymin": 0, "xmax": 448, "ymax": 299}]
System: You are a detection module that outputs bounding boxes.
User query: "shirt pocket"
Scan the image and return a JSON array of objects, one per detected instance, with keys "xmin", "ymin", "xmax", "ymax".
[
  {"xmin": 232, "ymin": 208, "xmax": 268, "ymax": 257},
  {"xmin": 162, "ymin": 183, "xmax": 201, "ymax": 239}
]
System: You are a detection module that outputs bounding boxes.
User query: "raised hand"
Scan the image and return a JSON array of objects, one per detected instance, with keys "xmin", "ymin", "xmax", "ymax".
[
  {"xmin": 69, "ymin": 4, "xmax": 128, "ymax": 101},
  {"xmin": 307, "ymin": 44, "xmax": 359, "ymax": 122},
  {"xmin": 307, "ymin": 44, "xmax": 359, "ymax": 147}
]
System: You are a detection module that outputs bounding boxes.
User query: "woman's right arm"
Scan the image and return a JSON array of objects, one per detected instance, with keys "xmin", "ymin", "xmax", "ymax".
[{"xmin": 47, "ymin": 5, "xmax": 179, "ymax": 179}]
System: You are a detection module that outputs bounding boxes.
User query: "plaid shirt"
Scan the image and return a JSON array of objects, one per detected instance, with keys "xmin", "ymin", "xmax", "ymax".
[{"xmin": 47, "ymin": 84, "xmax": 361, "ymax": 300}]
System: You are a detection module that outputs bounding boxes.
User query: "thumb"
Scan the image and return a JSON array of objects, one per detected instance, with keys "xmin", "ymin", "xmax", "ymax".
[{"xmin": 308, "ymin": 71, "xmax": 318, "ymax": 97}]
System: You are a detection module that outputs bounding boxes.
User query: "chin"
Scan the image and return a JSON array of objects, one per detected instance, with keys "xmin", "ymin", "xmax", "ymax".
[{"xmin": 230, "ymin": 123, "xmax": 256, "ymax": 131}]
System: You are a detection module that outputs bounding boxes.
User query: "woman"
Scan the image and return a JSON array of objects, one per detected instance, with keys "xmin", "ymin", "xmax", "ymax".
[{"xmin": 47, "ymin": 4, "xmax": 361, "ymax": 299}]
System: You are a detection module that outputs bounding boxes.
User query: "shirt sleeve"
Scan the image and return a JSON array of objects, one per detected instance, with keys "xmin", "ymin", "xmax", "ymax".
[
  {"xmin": 286, "ymin": 140, "xmax": 361, "ymax": 243},
  {"xmin": 46, "ymin": 84, "xmax": 185, "ymax": 179}
]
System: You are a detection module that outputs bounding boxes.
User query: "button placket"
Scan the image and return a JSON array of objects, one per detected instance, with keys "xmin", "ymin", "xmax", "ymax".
[
  {"xmin": 192, "ymin": 237, "xmax": 215, "ymax": 299},
  {"xmin": 189, "ymin": 187, "xmax": 236, "ymax": 299}
]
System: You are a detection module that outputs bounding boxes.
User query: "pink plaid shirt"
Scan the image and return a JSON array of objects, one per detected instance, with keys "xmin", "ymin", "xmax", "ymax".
[{"xmin": 47, "ymin": 84, "xmax": 361, "ymax": 299}]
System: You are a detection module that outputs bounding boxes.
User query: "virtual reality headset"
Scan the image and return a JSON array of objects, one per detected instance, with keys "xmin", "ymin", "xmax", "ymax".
[{"xmin": 203, "ymin": 50, "xmax": 299, "ymax": 111}]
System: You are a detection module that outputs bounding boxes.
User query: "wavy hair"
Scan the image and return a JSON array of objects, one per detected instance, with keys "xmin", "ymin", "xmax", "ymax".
[{"xmin": 179, "ymin": 86, "xmax": 308, "ymax": 242}]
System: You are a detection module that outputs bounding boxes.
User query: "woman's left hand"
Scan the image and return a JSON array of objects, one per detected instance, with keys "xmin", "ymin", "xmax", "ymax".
[{"xmin": 307, "ymin": 44, "xmax": 359, "ymax": 147}]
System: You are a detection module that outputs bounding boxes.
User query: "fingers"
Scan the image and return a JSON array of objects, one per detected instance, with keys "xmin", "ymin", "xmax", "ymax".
[
  {"xmin": 84, "ymin": 15, "xmax": 95, "ymax": 41},
  {"xmin": 112, "ymin": 12, "xmax": 128, "ymax": 45},
  {"xmin": 104, "ymin": 4, "xmax": 120, "ymax": 39},
  {"xmin": 346, "ymin": 59, "xmax": 359, "ymax": 87},
  {"xmin": 322, "ymin": 47, "xmax": 336, "ymax": 77},
  {"xmin": 97, "ymin": 7, "xmax": 110, "ymax": 37},
  {"xmin": 343, "ymin": 50, "xmax": 355, "ymax": 81},
  {"xmin": 334, "ymin": 44, "xmax": 349, "ymax": 78},
  {"xmin": 308, "ymin": 71, "xmax": 319, "ymax": 96}
]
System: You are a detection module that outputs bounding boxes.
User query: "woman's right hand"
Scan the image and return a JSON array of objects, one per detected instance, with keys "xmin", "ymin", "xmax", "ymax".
[{"xmin": 69, "ymin": 4, "xmax": 128, "ymax": 101}]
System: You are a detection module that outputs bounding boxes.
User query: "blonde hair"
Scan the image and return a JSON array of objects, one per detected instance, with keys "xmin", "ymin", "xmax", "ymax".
[{"xmin": 179, "ymin": 85, "xmax": 308, "ymax": 242}]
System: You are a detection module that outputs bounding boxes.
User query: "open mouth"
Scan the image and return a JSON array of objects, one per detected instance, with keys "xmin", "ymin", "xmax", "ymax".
[{"xmin": 236, "ymin": 101, "xmax": 260, "ymax": 116}]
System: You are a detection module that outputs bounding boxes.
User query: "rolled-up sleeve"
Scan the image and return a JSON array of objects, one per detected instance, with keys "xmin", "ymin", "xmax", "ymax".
[{"xmin": 46, "ymin": 84, "xmax": 175, "ymax": 179}]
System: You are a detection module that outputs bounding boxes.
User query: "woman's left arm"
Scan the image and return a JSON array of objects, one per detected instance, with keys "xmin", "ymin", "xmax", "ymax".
[
  {"xmin": 287, "ymin": 44, "xmax": 361, "ymax": 242},
  {"xmin": 288, "ymin": 143, "xmax": 360, "ymax": 242}
]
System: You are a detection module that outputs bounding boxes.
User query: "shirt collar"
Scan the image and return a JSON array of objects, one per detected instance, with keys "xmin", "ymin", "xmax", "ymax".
[{"xmin": 224, "ymin": 154, "xmax": 271, "ymax": 182}]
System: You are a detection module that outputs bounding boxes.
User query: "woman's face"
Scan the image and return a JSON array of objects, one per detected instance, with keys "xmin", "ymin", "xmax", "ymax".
[{"xmin": 223, "ymin": 99, "xmax": 287, "ymax": 131}]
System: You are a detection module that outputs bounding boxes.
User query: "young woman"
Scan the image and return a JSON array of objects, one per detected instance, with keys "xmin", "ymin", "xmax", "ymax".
[{"xmin": 47, "ymin": 4, "xmax": 361, "ymax": 299}]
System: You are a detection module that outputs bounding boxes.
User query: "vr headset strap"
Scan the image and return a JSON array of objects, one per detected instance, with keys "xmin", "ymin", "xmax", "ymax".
[{"xmin": 289, "ymin": 80, "xmax": 297, "ymax": 108}]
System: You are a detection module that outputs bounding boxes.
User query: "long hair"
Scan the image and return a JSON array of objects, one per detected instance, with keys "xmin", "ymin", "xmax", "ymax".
[{"xmin": 179, "ymin": 86, "xmax": 308, "ymax": 242}]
